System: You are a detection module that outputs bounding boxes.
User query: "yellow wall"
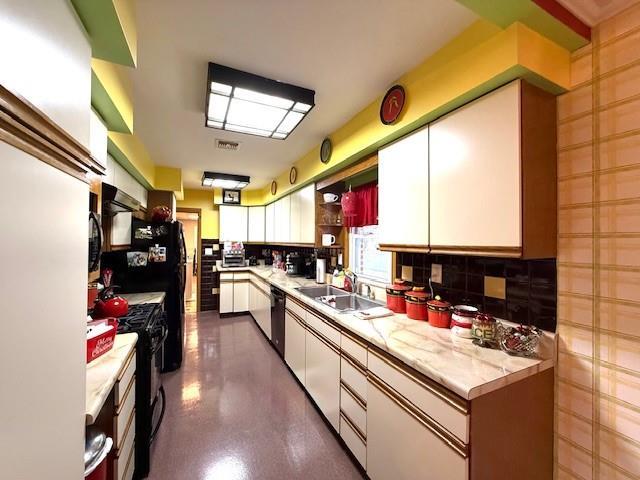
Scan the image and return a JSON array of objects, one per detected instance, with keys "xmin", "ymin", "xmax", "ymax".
[
  {"xmin": 242, "ymin": 20, "xmax": 571, "ymax": 205},
  {"xmin": 177, "ymin": 189, "xmax": 219, "ymax": 239},
  {"xmin": 92, "ymin": 58, "xmax": 134, "ymax": 132}
]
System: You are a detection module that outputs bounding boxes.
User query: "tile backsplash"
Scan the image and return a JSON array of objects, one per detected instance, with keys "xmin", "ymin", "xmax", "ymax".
[{"xmin": 395, "ymin": 253, "xmax": 557, "ymax": 332}]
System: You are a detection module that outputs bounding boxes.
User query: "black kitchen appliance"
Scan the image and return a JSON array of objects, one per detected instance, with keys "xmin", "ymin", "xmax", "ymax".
[
  {"xmin": 116, "ymin": 303, "xmax": 167, "ymax": 479},
  {"xmin": 270, "ymin": 287, "xmax": 285, "ymax": 358},
  {"xmin": 101, "ymin": 219, "xmax": 186, "ymax": 372},
  {"xmin": 285, "ymin": 252, "xmax": 305, "ymax": 276},
  {"xmin": 88, "ymin": 212, "xmax": 103, "ymax": 273}
]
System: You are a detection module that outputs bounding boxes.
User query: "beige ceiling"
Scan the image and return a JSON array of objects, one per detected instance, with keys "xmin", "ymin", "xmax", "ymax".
[
  {"xmin": 132, "ymin": 0, "xmax": 476, "ymax": 190},
  {"xmin": 558, "ymin": 0, "xmax": 638, "ymax": 25}
]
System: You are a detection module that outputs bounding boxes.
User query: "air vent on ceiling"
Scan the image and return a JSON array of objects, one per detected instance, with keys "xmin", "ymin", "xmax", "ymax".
[{"xmin": 215, "ymin": 139, "xmax": 240, "ymax": 151}]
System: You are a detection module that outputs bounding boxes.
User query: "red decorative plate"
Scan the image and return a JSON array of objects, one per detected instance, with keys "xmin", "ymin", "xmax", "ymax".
[{"xmin": 380, "ymin": 85, "xmax": 405, "ymax": 125}]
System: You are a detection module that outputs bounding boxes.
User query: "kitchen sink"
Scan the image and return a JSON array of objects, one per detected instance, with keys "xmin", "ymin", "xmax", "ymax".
[
  {"xmin": 320, "ymin": 295, "xmax": 383, "ymax": 312},
  {"xmin": 296, "ymin": 285, "xmax": 350, "ymax": 299},
  {"xmin": 296, "ymin": 285, "xmax": 383, "ymax": 313}
]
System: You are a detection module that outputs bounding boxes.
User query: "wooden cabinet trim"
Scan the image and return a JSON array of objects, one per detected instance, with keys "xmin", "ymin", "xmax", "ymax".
[
  {"xmin": 0, "ymin": 85, "xmax": 104, "ymax": 183},
  {"xmin": 368, "ymin": 373, "xmax": 468, "ymax": 459},
  {"xmin": 340, "ymin": 379, "xmax": 367, "ymax": 409},
  {"xmin": 341, "ymin": 328, "xmax": 368, "ymax": 350},
  {"xmin": 340, "ymin": 410, "xmax": 367, "ymax": 444},
  {"xmin": 369, "ymin": 347, "xmax": 468, "ymax": 414},
  {"xmin": 341, "ymin": 350, "xmax": 366, "ymax": 375},
  {"xmin": 379, "ymin": 244, "xmax": 430, "ymax": 253},
  {"xmin": 306, "ymin": 322, "xmax": 340, "ymax": 354},
  {"xmin": 115, "ymin": 374, "xmax": 136, "ymax": 415},
  {"xmin": 429, "ymin": 245, "xmax": 522, "ymax": 258}
]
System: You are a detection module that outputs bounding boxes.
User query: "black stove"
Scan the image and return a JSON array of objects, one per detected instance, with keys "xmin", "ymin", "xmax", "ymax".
[
  {"xmin": 117, "ymin": 303, "xmax": 167, "ymax": 479},
  {"xmin": 117, "ymin": 304, "xmax": 160, "ymax": 333}
]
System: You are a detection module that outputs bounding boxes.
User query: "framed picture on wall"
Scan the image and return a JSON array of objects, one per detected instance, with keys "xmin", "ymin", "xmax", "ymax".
[{"xmin": 222, "ymin": 189, "xmax": 241, "ymax": 204}]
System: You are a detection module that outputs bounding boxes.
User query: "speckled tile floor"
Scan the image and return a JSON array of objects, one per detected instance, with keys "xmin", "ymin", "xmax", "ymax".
[{"xmin": 148, "ymin": 311, "xmax": 365, "ymax": 480}]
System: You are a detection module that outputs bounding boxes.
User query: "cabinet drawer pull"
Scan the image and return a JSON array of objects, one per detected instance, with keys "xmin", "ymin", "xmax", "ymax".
[
  {"xmin": 369, "ymin": 372, "xmax": 468, "ymax": 459},
  {"xmin": 285, "ymin": 307, "xmax": 304, "ymax": 323},
  {"xmin": 340, "ymin": 379, "xmax": 366, "ymax": 409},
  {"xmin": 306, "ymin": 323, "xmax": 340, "ymax": 354},
  {"xmin": 341, "ymin": 328, "xmax": 368, "ymax": 349},
  {"xmin": 340, "ymin": 411, "xmax": 367, "ymax": 444},
  {"xmin": 341, "ymin": 351, "xmax": 366, "ymax": 375},
  {"xmin": 369, "ymin": 347, "xmax": 468, "ymax": 414}
]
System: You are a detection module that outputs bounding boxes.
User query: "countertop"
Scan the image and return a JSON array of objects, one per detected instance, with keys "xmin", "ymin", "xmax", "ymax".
[
  {"xmin": 217, "ymin": 265, "xmax": 556, "ymax": 400},
  {"xmin": 86, "ymin": 333, "xmax": 137, "ymax": 424},
  {"xmin": 120, "ymin": 291, "xmax": 166, "ymax": 305}
]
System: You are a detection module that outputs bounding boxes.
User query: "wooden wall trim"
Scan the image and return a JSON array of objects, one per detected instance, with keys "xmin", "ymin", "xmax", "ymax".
[
  {"xmin": 0, "ymin": 84, "xmax": 104, "ymax": 183},
  {"xmin": 315, "ymin": 154, "xmax": 378, "ymax": 191}
]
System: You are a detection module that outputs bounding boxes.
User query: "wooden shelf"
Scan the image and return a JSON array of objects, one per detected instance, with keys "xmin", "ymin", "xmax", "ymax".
[
  {"xmin": 319, "ymin": 202, "xmax": 342, "ymax": 206},
  {"xmin": 318, "ymin": 223, "xmax": 344, "ymax": 227},
  {"xmin": 316, "ymin": 244, "xmax": 342, "ymax": 249}
]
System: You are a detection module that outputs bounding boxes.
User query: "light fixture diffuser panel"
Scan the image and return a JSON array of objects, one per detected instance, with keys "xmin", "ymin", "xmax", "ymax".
[{"xmin": 205, "ymin": 63, "xmax": 315, "ymax": 139}]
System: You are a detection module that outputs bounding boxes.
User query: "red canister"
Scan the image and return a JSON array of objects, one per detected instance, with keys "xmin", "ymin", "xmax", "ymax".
[
  {"xmin": 405, "ymin": 287, "xmax": 431, "ymax": 321},
  {"xmin": 426, "ymin": 296, "xmax": 452, "ymax": 328},
  {"xmin": 385, "ymin": 279, "xmax": 412, "ymax": 313}
]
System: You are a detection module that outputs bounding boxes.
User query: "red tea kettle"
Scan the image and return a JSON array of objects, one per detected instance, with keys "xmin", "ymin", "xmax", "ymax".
[{"xmin": 93, "ymin": 286, "xmax": 129, "ymax": 319}]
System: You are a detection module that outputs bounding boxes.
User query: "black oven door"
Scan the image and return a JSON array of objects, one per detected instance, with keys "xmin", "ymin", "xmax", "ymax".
[
  {"xmin": 88, "ymin": 212, "xmax": 103, "ymax": 272},
  {"xmin": 150, "ymin": 314, "xmax": 168, "ymax": 443}
]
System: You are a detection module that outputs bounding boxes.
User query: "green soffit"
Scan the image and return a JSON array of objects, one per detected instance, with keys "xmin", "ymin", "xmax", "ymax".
[
  {"xmin": 107, "ymin": 137, "xmax": 153, "ymax": 190},
  {"xmin": 456, "ymin": 0, "xmax": 590, "ymax": 51},
  {"xmin": 91, "ymin": 70, "xmax": 132, "ymax": 134},
  {"xmin": 70, "ymin": 0, "xmax": 136, "ymax": 67}
]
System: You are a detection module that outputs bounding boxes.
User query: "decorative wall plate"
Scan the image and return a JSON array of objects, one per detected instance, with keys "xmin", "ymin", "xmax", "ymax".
[
  {"xmin": 289, "ymin": 166, "xmax": 298, "ymax": 184},
  {"xmin": 270, "ymin": 180, "xmax": 277, "ymax": 196},
  {"xmin": 380, "ymin": 85, "xmax": 405, "ymax": 125},
  {"xmin": 320, "ymin": 137, "xmax": 332, "ymax": 164}
]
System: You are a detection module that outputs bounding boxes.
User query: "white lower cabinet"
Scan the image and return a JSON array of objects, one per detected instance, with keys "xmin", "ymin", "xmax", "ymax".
[
  {"xmin": 233, "ymin": 281, "xmax": 249, "ymax": 312},
  {"xmin": 366, "ymin": 376, "xmax": 468, "ymax": 480},
  {"xmin": 219, "ymin": 281, "xmax": 233, "ymax": 314},
  {"xmin": 284, "ymin": 310, "xmax": 306, "ymax": 386},
  {"xmin": 305, "ymin": 326, "xmax": 341, "ymax": 430}
]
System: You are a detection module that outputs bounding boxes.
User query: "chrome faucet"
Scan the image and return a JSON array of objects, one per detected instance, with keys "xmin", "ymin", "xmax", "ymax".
[{"xmin": 362, "ymin": 283, "xmax": 375, "ymax": 300}]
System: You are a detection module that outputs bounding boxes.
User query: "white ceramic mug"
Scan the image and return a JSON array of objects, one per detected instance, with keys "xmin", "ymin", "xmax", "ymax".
[
  {"xmin": 323, "ymin": 193, "xmax": 339, "ymax": 203},
  {"xmin": 322, "ymin": 233, "xmax": 336, "ymax": 246}
]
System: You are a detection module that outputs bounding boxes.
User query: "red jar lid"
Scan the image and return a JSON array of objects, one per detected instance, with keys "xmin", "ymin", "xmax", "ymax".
[
  {"xmin": 386, "ymin": 279, "xmax": 412, "ymax": 295},
  {"xmin": 405, "ymin": 287, "xmax": 430, "ymax": 303},
  {"xmin": 427, "ymin": 296, "xmax": 451, "ymax": 312}
]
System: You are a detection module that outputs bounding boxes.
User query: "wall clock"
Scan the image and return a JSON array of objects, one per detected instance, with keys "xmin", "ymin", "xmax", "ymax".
[
  {"xmin": 289, "ymin": 166, "xmax": 298, "ymax": 184},
  {"xmin": 380, "ymin": 85, "xmax": 405, "ymax": 125},
  {"xmin": 270, "ymin": 180, "xmax": 277, "ymax": 196},
  {"xmin": 320, "ymin": 137, "xmax": 332, "ymax": 164}
]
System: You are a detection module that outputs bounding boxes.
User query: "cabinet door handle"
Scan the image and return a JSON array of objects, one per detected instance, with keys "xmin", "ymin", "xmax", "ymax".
[
  {"xmin": 368, "ymin": 372, "xmax": 468, "ymax": 459},
  {"xmin": 306, "ymin": 323, "xmax": 340, "ymax": 354}
]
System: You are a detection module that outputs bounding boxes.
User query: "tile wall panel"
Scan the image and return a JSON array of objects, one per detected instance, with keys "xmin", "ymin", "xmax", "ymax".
[
  {"xmin": 394, "ymin": 253, "xmax": 557, "ymax": 331},
  {"xmin": 556, "ymin": 4, "xmax": 640, "ymax": 477}
]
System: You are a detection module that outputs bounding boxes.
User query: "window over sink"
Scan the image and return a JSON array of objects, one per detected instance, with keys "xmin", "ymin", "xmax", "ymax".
[{"xmin": 349, "ymin": 225, "xmax": 391, "ymax": 284}]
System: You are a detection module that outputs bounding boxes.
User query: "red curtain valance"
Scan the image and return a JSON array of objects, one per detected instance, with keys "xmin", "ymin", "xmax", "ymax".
[{"xmin": 341, "ymin": 182, "xmax": 378, "ymax": 228}]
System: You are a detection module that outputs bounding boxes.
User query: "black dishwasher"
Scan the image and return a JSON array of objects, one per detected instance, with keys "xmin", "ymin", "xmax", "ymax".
[{"xmin": 270, "ymin": 287, "xmax": 286, "ymax": 358}]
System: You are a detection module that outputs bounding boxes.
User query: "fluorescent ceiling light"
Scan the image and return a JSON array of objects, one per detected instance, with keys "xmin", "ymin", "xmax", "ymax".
[
  {"xmin": 204, "ymin": 63, "xmax": 315, "ymax": 140},
  {"xmin": 201, "ymin": 172, "xmax": 250, "ymax": 190}
]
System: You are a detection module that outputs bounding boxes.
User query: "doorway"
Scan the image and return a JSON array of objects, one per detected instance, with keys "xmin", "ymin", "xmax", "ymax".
[{"xmin": 177, "ymin": 209, "xmax": 201, "ymax": 313}]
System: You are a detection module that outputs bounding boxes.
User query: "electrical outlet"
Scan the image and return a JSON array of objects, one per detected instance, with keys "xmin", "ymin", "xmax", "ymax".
[{"xmin": 431, "ymin": 263, "xmax": 443, "ymax": 284}]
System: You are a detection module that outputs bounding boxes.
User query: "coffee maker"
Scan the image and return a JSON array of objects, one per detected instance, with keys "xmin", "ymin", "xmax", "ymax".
[{"xmin": 285, "ymin": 252, "xmax": 306, "ymax": 276}]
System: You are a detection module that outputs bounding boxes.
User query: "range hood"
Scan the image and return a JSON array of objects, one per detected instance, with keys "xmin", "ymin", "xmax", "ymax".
[{"xmin": 102, "ymin": 183, "xmax": 140, "ymax": 215}]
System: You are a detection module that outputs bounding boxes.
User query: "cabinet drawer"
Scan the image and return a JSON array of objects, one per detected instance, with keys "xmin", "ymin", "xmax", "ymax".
[
  {"xmin": 114, "ymin": 353, "xmax": 135, "ymax": 409},
  {"xmin": 286, "ymin": 297, "xmax": 307, "ymax": 321},
  {"xmin": 113, "ymin": 432, "xmax": 135, "ymax": 480},
  {"xmin": 113, "ymin": 383, "xmax": 135, "ymax": 449},
  {"xmin": 341, "ymin": 385, "xmax": 366, "ymax": 434},
  {"xmin": 306, "ymin": 311, "xmax": 340, "ymax": 346},
  {"xmin": 234, "ymin": 272, "xmax": 250, "ymax": 280},
  {"xmin": 341, "ymin": 332, "xmax": 367, "ymax": 367},
  {"xmin": 341, "ymin": 355, "xmax": 367, "ymax": 402},
  {"xmin": 368, "ymin": 349, "xmax": 469, "ymax": 443},
  {"xmin": 220, "ymin": 272, "xmax": 234, "ymax": 281},
  {"xmin": 340, "ymin": 413, "xmax": 366, "ymax": 469}
]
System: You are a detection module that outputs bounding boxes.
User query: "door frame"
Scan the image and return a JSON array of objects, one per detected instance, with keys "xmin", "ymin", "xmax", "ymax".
[{"xmin": 177, "ymin": 207, "xmax": 202, "ymax": 312}]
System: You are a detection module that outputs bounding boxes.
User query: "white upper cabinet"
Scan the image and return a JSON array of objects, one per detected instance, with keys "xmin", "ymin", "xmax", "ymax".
[
  {"xmin": 248, "ymin": 206, "xmax": 265, "ymax": 243},
  {"xmin": 378, "ymin": 126, "xmax": 430, "ymax": 249},
  {"xmin": 298, "ymin": 184, "xmax": 316, "ymax": 244},
  {"xmin": 429, "ymin": 81, "xmax": 521, "ymax": 250},
  {"xmin": 274, "ymin": 196, "xmax": 291, "ymax": 243},
  {"xmin": 265, "ymin": 203, "xmax": 275, "ymax": 243},
  {"xmin": 219, "ymin": 205, "xmax": 248, "ymax": 242},
  {"xmin": 290, "ymin": 191, "xmax": 302, "ymax": 244}
]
